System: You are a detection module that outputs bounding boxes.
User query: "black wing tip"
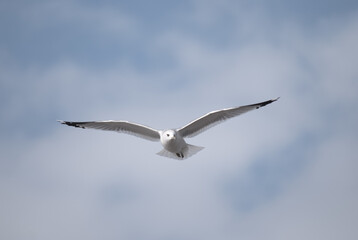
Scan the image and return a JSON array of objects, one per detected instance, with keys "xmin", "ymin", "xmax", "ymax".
[
  {"xmin": 255, "ymin": 97, "xmax": 280, "ymax": 109},
  {"xmin": 265, "ymin": 97, "xmax": 280, "ymax": 105},
  {"xmin": 57, "ymin": 120, "xmax": 85, "ymax": 129}
]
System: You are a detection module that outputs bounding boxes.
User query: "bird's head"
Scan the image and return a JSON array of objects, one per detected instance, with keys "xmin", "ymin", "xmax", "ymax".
[{"xmin": 163, "ymin": 130, "xmax": 176, "ymax": 140}]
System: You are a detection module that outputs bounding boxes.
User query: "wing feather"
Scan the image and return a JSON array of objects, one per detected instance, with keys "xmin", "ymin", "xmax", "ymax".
[
  {"xmin": 58, "ymin": 120, "xmax": 160, "ymax": 141},
  {"xmin": 177, "ymin": 98, "xmax": 279, "ymax": 138}
]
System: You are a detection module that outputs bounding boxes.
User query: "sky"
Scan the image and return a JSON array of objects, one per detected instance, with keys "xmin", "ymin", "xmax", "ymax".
[{"xmin": 1, "ymin": 0, "xmax": 358, "ymax": 239}]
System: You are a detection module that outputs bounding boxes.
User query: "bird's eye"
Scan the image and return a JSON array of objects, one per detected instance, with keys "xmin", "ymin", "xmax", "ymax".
[{"xmin": 167, "ymin": 134, "xmax": 170, "ymax": 137}]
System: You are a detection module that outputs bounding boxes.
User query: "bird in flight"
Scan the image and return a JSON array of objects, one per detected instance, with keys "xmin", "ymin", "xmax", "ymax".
[{"xmin": 59, "ymin": 98, "xmax": 279, "ymax": 160}]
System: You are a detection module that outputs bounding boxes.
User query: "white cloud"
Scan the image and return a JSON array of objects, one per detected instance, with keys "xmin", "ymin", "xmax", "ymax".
[
  {"xmin": 1, "ymin": 1, "xmax": 358, "ymax": 240},
  {"xmin": 231, "ymin": 132, "xmax": 358, "ymax": 240}
]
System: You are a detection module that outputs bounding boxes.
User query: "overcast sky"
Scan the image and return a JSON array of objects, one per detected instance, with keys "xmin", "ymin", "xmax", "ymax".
[{"xmin": 1, "ymin": 0, "xmax": 358, "ymax": 239}]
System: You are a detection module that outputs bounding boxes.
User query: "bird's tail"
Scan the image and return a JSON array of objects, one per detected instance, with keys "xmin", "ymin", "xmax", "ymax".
[{"xmin": 156, "ymin": 144, "xmax": 204, "ymax": 160}]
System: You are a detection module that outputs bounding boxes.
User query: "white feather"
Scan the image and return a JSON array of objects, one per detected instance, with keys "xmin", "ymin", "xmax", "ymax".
[
  {"xmin": 58, "ymin": 120, "xmax": 160, "ymax": 141},
  {"xmin": 58, "ymin": 98, "xmax": 279, "ymax": 159},
  {"xmin": 177, "ymin": 98, "xmax": 279, "ymax": 138}
]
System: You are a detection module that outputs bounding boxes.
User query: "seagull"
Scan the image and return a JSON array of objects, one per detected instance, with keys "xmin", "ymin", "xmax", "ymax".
[{"xmin": 58, "ymin": 98, "xmax": 279, "ymax": 160}]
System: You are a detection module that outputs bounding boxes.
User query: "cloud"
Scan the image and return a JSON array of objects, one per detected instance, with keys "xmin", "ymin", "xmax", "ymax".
[
  {"xmin": 230, "ymin": 132, "xmax": 358, "ymax": 240},
  {"xmin": 9, "ymin": 0, "xmax": 137, "ymax": 36},
  {"xmin": 0, "ymin": 0, "xmax": 138, "ymax": 69},
  {"xmin": 1, "ymin": 1, "xmax": 358, "ymax": 240}
]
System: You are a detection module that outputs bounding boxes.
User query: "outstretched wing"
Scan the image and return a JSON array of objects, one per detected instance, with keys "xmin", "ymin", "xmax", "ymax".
[
  {"xmin": 58, "ymin": 120, "xmax": 160, "ymax": 141},
  {"xmin": 177, "ymin": 98, "xmax": 279, "ymax": 138}
]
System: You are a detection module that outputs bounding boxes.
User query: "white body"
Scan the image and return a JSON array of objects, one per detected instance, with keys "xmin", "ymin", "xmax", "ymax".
[
  {"xmin": 157, "ymin": 130, "xmax": 204, "ymax": 159},
  {"xmin": 59, "ymin": 98, "xmax": 278, "ymax": 160},
  {"xmin": 160, "ymin": 130, "xmax": 185, "ymax": 153}
]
